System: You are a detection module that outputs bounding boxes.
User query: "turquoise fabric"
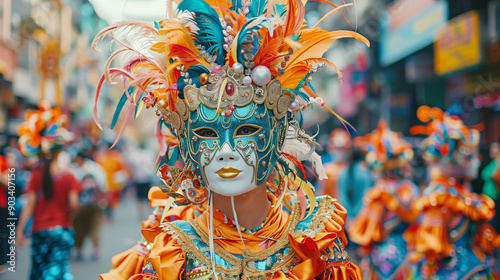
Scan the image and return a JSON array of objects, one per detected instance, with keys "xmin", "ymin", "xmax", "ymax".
[{"xmin": 481, "ymin": 159, "xmax": 499, "ymax": 200}]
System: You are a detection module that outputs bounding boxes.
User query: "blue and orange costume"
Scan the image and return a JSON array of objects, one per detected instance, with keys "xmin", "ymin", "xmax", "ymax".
[{"xmin": 348, "ymin": 120, "xmax": 418, "ymax": 279}]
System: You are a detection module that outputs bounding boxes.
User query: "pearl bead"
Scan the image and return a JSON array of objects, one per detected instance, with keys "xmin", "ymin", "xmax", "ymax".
[
  {"xmin": 157, "ymin": 100, "xmax": 166, "ymax": 108},
  {"xmin": 251, "ymin": 65, "xmax": 271, "ymax": 86},
  {"xmin": 242, "ymin": 76, "xmax": 252, "ymax": 85},
  {"xmin": 289, "ymin": 100, "xmax": 299, "ymax": 111},
  {"xmin": 232, "ymin": 62, "xmax": 244, "ymax": 74}
]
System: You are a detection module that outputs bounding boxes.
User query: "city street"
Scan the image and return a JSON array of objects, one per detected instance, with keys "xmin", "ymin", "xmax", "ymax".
[{"xmin": 3, "ymin": 195, "xmax": 144, "ymax": 280}]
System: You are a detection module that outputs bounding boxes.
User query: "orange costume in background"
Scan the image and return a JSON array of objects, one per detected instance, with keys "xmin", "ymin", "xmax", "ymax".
[
  {"xmin": 406, "ymin": 106, "xmax": 500, "ymax": 279},
  {"xmin": 94, "ymin": 150, "xmax": 131, "ymax": 209},
  {"xmin": 347, "ymin": 120, "xmax": 418, "ymax": 279}
]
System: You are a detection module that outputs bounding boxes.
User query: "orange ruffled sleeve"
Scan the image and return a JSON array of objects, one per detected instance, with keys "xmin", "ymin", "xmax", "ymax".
[
  {"xmin": 100, "ymin": 246, "xmax": 148, "ymax": 280},
  {"xmin": 130, "ymin": 231, "xmax": 186, "ymax": 280},
  {"xmin": 277, "ymin": 200, "xmax": 362, "ymax": 280}
]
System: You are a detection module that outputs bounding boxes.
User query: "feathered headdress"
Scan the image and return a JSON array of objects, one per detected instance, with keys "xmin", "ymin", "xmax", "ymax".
[
  {"xmin": 354, "ymin": 120, "xmax": 413, "ymax": 171},
  {"xmin": 92, "ymin": 0, "xmax": 368, "ymax": 214},
  {"xmin": 92, "ymin": 0, "xmax": 368, "ymax": 148},
  {"xmin": 17, "ymin": 101, "xmax": 73, "ymax": 156},
  {"xmin": 410, "ymin": 106, "xmax": 480, "ymax": 163}
]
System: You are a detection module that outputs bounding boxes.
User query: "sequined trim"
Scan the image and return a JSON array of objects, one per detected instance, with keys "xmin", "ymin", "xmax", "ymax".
[
  {"xmin": 292, "ymin": 196, "xmax": 336, "ymax": 239},
  {"xmin": 164, "ymin": 196, "xmax": 338, "ymax": 279}
]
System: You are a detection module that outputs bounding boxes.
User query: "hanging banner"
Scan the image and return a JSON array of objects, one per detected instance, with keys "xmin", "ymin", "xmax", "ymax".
[
  {"xmin": 380, "ymin": 0, "xmax": 448, "ymax": 66},
  {"xmin": 435, "ymin": 10, "xmax": 481, "ymax": 76}
]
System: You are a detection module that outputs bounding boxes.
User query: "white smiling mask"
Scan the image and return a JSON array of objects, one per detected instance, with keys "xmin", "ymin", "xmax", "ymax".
[{"xmin": 201, "ymin": 143, "xmax": 258, "ymax": 196}]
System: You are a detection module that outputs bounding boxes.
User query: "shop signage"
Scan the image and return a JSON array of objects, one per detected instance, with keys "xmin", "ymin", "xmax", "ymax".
[
  {"xmin": 380, "ymin": 0, "xmax": 448, "ymax": 66},
  {"xmin": 435, "ymin": 10, "xmax": 481, "ymax": 75}
]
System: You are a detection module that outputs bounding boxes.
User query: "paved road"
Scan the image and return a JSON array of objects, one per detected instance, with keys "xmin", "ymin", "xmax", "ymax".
[{"xmin": 3, "ymin": 195, "xmax": 146, "ymax": 280}]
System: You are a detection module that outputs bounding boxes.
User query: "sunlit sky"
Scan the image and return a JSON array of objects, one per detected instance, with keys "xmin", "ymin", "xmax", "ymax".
[{"xmin": 89, "ymin": 0, "xmax": 168, "ymax": 23}]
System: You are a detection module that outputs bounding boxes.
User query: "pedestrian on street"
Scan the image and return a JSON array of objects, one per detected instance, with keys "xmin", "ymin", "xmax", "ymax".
[{"xmin": 16, "ymin": 102, "xmax": 81, "ymax": 280}]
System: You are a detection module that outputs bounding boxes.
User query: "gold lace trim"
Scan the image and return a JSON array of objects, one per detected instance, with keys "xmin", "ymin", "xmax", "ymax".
[
  {"xmin": 166, "ymin": 223, "xmax": 242, "ymax": 276},
  {"xmin": 292, "ymin": 196, "xmax": 336, "ymax": 239},
  {"xmin": 166, "ymin": 196, "xmax": 335, "ymax": 278}
]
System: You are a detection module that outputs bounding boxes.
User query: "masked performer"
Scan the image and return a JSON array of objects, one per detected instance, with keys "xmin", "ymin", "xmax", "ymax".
[
  {"xmin": 346, "ymin": 120, "xmax": 418, "ymax": 279},
  {"xmin": 93, "ymin": 0, "xmax": 369, "ymax": 278},
  {"xmin": 407, "ymin": 106, "xmax": 500, "ymax": 279}
]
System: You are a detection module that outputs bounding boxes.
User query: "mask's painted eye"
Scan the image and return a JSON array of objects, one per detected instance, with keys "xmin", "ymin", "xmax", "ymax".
[
  {"xmin": 193, "ymin": 128, "xmax": 219, "ymax": 139},
  {"xmin": 234, "ymin": 125, "xmax": 262, "ymax": 137}
]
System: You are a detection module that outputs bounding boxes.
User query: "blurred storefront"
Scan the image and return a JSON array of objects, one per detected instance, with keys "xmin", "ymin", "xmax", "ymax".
[{"xmin": 315, "ymin": 0, "xmax": 500, "ymax": 145}]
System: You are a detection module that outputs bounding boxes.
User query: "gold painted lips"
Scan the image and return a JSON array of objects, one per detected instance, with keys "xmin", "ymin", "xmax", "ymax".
[{"xmin": 216, "ymin": 167, "xmax": 241, "ymax": 179}]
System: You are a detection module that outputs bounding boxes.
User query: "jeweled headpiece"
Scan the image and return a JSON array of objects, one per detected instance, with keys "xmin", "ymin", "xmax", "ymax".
[
  {"xmin": 354, "ymin": 120, "xmax": 413, "ymax": 171},
  {"xmin": 17, "ymin": 101, "xmax": 73, "ymax": 156}
]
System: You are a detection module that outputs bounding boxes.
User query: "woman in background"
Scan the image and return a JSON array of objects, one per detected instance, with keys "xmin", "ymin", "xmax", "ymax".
[{"xmin": 16, "ymin": 102, "xmax": 80, "ymax": 280}]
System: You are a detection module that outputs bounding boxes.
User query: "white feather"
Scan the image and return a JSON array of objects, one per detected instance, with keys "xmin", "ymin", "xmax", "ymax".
[{"xmin": 282, "ymin": 127, "xmax": 328, "ymax": 180}]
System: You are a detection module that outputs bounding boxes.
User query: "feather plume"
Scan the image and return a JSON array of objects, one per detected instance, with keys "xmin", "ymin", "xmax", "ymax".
[
  {"xmin": 248, "ymin": 0, "xmax": 268, "ymax": 17},
  {"xmin": 287, "ymin": 29, "xmax": 369, "ymax": 68},
  {"xmin": 283, "ymin": 135, "xmax": 327, "ymax": 180},
  {"xmin": 92, "ymin": 20, "xmax": 159, "ymax": 52},
  {"xmin": 312, "ymin": 3, "xmax": 353, "ymax": 29},
  {"xmin": 178, "ymin": 0, "xmax": 226, "ymax": 64},
  {"xmin": 309, "ymin": 0, "xmax": 352, "ymax": 28},
  {"xmin": 283, "ymin": 0, "xmax": 305, "ymax": 37},
  {"xmin": 232, "ymin": 17, "xmax": 271, "ymax": 63}
]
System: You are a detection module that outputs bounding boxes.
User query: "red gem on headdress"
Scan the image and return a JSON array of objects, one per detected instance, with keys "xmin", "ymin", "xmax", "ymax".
[
  {"xmin": 226, "ymin": 83, "xmax": 235, "ymax": 96},
  {"xmin": 224, "ymin": 110, "xmax": 232, "ymax": 117},
  {"xmin": 228, "ymin": 104, "xmax": 235, "ymax": 111}
]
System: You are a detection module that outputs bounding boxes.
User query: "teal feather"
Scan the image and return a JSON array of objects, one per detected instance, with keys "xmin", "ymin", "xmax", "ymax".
[
  {"xmin": 307, "ymin": 81, "xmax": 316, "ymax": 93},
  {"xmin": 154, "ymin": 21, "xmax": 162, "ymax": 30},
  {"xmin": 111, "ymin": 90, "xmax": 131, "ymax": 130},
  {"xmin": 236, "ymin": 18, "xmax": 271, "ymax": 63},
  {"xmin": 178, "ymin": 0, "xmax": 225, "ymax": 65},
  {"xmin": 283, "ymin": 88, "xmax": 311, "ymax": 102},
  {"xmin": 176, "ymin": 65, "xmax": 209, "ymax": 97},
  {"xmin": 248, "ymin": 0, "xmax": 268, "ymax": 17},
  {"xmin": 275, "ymin": 4, "xmax": 286, "ymax": 16},
  {"xmin": 234, "ymin": 0, "xmax": 244, "ymax": 13}
]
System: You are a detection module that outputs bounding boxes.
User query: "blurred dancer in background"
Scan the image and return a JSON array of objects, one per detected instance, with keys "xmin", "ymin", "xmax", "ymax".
[
  {"xmin": 408, "ymin": 106, "xmax": 499, "ymax": 279},
  {"xmin": 94, "ymin": 142, "xmax": 131, "ymax": 222},
  {"xmin": 318, "ymin": 128, "xmax": 373, "ymax": 224},
  {"xmin": 337, "ymin": 149, "xmax": 373, "ymax": 223},
  {"xmin": 72, "ymin": 148, "xmax": 108, "ymax": 260},
  {"xmin": 15, "ymin": 102, "xmax": 81, "ymax": 280},
  {"xmin": 348, "ymin": 120, "xmax": 418, "ymax": 279}
]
